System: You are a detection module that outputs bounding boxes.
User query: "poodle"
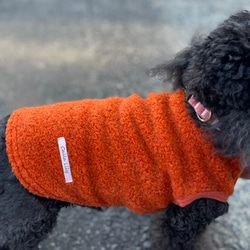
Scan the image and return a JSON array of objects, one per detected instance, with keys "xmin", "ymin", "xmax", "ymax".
[{"xmin": 1, "ymin": 10, "xmax": 250, "ymax": 250}]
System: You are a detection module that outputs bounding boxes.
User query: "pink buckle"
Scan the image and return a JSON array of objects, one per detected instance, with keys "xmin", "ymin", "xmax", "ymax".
[{"xmin": 188, "ymin": 96, "xmax": 217, "ymax": 124}]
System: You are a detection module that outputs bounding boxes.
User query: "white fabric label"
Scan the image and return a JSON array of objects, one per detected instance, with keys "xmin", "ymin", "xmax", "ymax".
[{"xmin": 58, "ymin": 137, "xmax": 73, "ymax": 183}]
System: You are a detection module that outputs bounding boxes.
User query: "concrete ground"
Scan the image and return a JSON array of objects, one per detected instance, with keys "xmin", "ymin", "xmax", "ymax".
[{"xmin": 1, "ymin": 0, "xmax": 250, "ymax": 249}]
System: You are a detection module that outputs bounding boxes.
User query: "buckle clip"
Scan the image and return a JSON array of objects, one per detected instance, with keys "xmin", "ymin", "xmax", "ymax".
[{"xmin": 196, "ymin": 111, "xmax": 212, "ymax": 122}]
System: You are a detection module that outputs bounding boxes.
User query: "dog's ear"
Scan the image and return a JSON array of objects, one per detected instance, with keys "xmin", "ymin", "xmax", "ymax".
[{"xmin": 147, "ymin": 47, "xmax": 192, "ymax": 90}]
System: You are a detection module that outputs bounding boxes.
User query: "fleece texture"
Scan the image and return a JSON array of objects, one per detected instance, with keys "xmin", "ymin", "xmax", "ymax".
[{"xmin": 6, "ymin": 90, "xmax": 242, "ymax": 214}]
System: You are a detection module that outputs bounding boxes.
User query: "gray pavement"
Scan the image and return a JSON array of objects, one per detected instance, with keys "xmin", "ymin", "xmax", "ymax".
[{"xmin": 1, "ymin": 1, "xmax": 250, "ymax": 249}]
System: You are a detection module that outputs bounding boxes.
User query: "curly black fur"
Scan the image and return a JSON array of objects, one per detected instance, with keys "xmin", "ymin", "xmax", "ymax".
[
  {"xmin": 149, "ymin": 10, "xmax": 250, "ymax": 167},
  {"xmin": 162, "ymin": 199, "xmax": 228, "ymax": 250},
  {"xmin": 0, "ymin": 10, "xmax": 249, "ymax": 250}
]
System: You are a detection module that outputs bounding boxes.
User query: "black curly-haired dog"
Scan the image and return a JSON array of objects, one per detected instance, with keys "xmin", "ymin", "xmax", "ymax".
[{"xmin": 1, "ymin": 10, "xmax": 250, "ymax": 250}]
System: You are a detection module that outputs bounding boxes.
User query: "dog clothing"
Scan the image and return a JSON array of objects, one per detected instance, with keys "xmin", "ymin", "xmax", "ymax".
[{"xmin": 6, "ymin": 90, "xmax": 242, "ymax": 214}]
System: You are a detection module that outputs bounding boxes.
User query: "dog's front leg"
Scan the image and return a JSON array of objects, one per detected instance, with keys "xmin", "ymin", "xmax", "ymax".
[{"xmin": 162, "ymin": 198, "xmax": 228, "ymax": 250}]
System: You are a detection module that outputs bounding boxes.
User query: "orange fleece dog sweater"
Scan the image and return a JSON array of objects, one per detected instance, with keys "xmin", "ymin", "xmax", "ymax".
[{"xmin": 6, "ymin": 90, "xmax": 242, "ymax": 214}]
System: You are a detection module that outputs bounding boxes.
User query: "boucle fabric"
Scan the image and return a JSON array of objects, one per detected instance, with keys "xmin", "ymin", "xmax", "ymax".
[{"xmin": 6, "ymin": 90, "xmax": 242, "ymax": 214}]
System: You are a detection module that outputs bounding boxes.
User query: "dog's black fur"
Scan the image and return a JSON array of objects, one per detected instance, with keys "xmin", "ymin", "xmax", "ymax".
[{"xmin": 1, "ymin": 10, "xmax": 250, "ymax": 250}]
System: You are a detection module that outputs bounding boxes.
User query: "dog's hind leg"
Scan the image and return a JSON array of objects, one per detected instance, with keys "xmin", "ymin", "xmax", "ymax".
[{"xmin": 0, "ymin": 116, "xmax": 68, "ymax": 250}]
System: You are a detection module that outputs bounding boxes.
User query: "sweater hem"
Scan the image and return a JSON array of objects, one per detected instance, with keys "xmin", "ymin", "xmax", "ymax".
[{"xmin": 174, "ymin": 191, "xmax": 229, "ymax": 207}]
